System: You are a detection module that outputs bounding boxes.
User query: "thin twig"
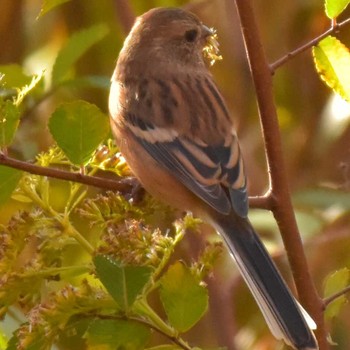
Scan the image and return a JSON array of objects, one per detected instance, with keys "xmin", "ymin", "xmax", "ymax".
[
  {"xmin": 0, "ymin": 153, "xmax": 132, "ymax": 193},
  {"xmin": 233, "ymin": 0, "xmax": 328, "ymax": 348},
  {"xmin": 128, "ymin": 316, "xmax": 192, "ymax": 350},
  {"xmin": 92, "ymin": 314, "xmax": 192, "ymax": 350},
  {"xmin": 248, "ymin": 192, "xmax": 273, "ymax": 210},
  {"xmin": 270, "ymin": 17, "xmax": 350, "ymax": 73},
  {"xmin": 324, "ymin": 285, "xmax": 350, "ymax": 307},
  {"xmin": 0, "ymin": 153, "xmax": 270, "ymax": 210}
]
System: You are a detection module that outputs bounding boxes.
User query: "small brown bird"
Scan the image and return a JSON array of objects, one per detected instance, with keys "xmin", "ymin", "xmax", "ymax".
[{"xmin": 109, "ymin": 7, "xmax": 318, "ymax": 350}]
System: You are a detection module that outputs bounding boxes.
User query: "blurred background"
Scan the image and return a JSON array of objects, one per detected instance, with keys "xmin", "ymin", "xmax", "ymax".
[{"xmin": 1, "ymin": 0, "xmax": 350, "ymax": 349}]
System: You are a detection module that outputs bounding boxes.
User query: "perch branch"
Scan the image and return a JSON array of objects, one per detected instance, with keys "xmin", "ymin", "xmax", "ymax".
[
  {"xmin": 0, "ymin": 153, "xmax": 132, "ymax": 193},
  {"xmin": 270, "ymin": 17, "xmax": 350, "ymax": 73},
  {"xmin": 0, "ymin": 153, "xmax": 270, "ymax": 209}
]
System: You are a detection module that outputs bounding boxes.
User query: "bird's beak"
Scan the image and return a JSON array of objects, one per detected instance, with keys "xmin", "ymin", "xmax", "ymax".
[{"xmin": 201, "ymin": 25, "xmax": 222, "ymax": 66}]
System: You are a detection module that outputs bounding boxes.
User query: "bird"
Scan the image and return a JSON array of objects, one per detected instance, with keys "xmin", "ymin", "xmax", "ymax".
[{"xmin": 108, "ymin": 7, "xmax": 318, "ymax": 350}]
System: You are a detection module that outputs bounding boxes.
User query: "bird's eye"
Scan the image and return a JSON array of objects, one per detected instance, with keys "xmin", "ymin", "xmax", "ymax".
[{"xmin": 184, "ymin": 29, "xmax": 198, "ymax": 42}]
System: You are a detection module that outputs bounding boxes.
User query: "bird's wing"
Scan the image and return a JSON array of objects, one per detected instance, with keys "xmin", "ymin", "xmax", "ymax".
[{"xmin": 118, "ymin": 111, "xmax": 248, "ymax": 217}]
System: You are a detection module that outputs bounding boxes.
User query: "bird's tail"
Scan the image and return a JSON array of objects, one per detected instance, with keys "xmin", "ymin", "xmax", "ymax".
[{"xmin": 210, "ymin": 212, "xmax": 318, "ymax": 350}]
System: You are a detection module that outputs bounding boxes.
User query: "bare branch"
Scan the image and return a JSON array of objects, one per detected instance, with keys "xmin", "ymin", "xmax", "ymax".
[
  {"xmin": 0, "ymin": 153, "xmax": 272, "ymax": 210},
  {"xmin": 324, "ymin": 285, "xmax": 350, "ymax": 307},
  {"xmin": 270, "ymin": 17, "xmax": 350, "ymax": 73},
  {"xmin": 248, "ymin": 192, "xmax": 273, "ymax": 210},
  {"xmin": 233, "ymin": 0, "xmax": 328, "ymax": 347},
  {"xmin": 0, "ymin": 153, "xmax": 132, "ymax": 193}
]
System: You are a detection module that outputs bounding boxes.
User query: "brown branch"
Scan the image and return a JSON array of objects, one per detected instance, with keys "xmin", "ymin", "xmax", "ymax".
[
  {"xmin": 270, "ymin": 17, "xmax": 350, "ymax": 73},
  {"xmin": 0, "ymin": 153, "xmax": 271, "ymax": 209},
  {"xmin": 0, "ymin": 153, "xmax": 132, "ymax": 193},
  {"xmin": 248, "ymin": 193, "xmax": 273, "ymax": 210},
  {"xmin": 233, "ymin": 0, "xmax": 328, "ymax": 348},
  {"xmin": 324, "ymin": 285, "xmax": 350, "ymax": 307}
]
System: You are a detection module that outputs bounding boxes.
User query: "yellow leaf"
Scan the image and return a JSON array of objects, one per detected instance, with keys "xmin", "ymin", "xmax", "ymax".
[{"xmin": 313, "ymin": 36, "xmax": 350, "ymax": 102}]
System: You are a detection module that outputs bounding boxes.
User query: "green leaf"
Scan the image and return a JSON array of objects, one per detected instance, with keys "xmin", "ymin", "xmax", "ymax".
[
  {"xmin": 324, "ymin": 268, "xmax": 350, "ymax": 319},
  {"xmin": 160, "ymin": 262, "xmax": 208, "ymax": 332},
  {"xmin": 94, "ymin": 255, "xmax": 152, "ymax": 311},
  {"xmin": 37, "ymin": 0, "xmax": 71, "ymax": 18},
  {"xmin": 0, "ymin": 327, "xmax": 7, "ymax": 349},
  {"xmin": 325, "ymin": 0, "xmax": 350, "ymax": 18},
  {"xmin": 313, "ymin": 36, "xmax": 350, "ymax": 102},
  {"xmin": 6, "ymin": 333, "xmax": 19, "ymax": 350},
  {"xmin": 6, "ymin": 326, "xmax": 46, "ymax": 350},
  {"xmin": 0, "ymin": 166, "xmax": 22, "ymax": 204},
  {"xmin": 85, "ymin": 319, "xmax": 150, "ymax": 350},
  {"xmin": 48, "ymin": 100, "xmax": 110, "ymax": 165},
  {"xmin": 0, "ymin": 100, "xmax": 20, "ymax": 146},
  {"xmin": 0, "ymin": 64, "xmax": 31, "ymax": 88},
  {"xmin": 52, "ymin": 23, "xmax": 109, "ymax": 84}
]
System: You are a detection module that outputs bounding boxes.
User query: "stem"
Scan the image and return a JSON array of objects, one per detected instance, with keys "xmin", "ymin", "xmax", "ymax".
[
  {"xmin": 324, "ymin": 285, "xmax": 350, "ymax": 307},
  {"xmin": 64, "ymin": 167, "xmax": 99, "ymax": 214},
  {"xmin": 0, "ymin": 153, "xmax": 132, "ymax": 193},
  {"xmin": 129, "ymin": 316, "xmax": 192, "ymax": 350},
  {"xmin": 135, "ymin": 298, "xmax": 173, "ymax": 335},
  {"xmin": 134, "ymin": 299, "xmax": 192, "ymax": 350},
  {"xmin": 94, "ymin": 312, "xmax": 192, "ymax": 350},
  {"xmin": 0, "ymin": 153, "xmax": 269, "ymax": 209},
  {"xmin": 248, "ymin": 192, "xmax": 273, "ymax": 210},
  {"xmin": 19, "ymin": 265, "xmax": 90, "ymax": 278},
  {"xmin": 233, "ymin": 0, "xmax": 327, "ymax": 348},
  {"xmin": 20, "ymin": 173, "xmax": 94, "ymax": 254},
  {"xmin": 270, "ymin": 17, "xmax": 350, "ymax": 73},
  {"xmin": 152, "ymin": 223, "xmax": 186, "ymax": 282},
  {"xmin": 21, "ymin": 179, "xmax": 57, "ymax": 217},
  {"xmin": 63, "ymin": 218, "xmax": 94, "ymax": 254}
]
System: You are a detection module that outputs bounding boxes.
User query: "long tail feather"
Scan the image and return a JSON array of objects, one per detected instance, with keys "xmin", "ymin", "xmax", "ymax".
[{"xmin": 210, "ymin": 212, "xmax": 318, "ymax": 350}]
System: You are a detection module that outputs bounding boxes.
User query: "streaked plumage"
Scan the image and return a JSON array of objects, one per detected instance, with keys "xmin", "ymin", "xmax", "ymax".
[{"xmin": 109, "ymin": 7, "xmax": 318, "ymax": 350}]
